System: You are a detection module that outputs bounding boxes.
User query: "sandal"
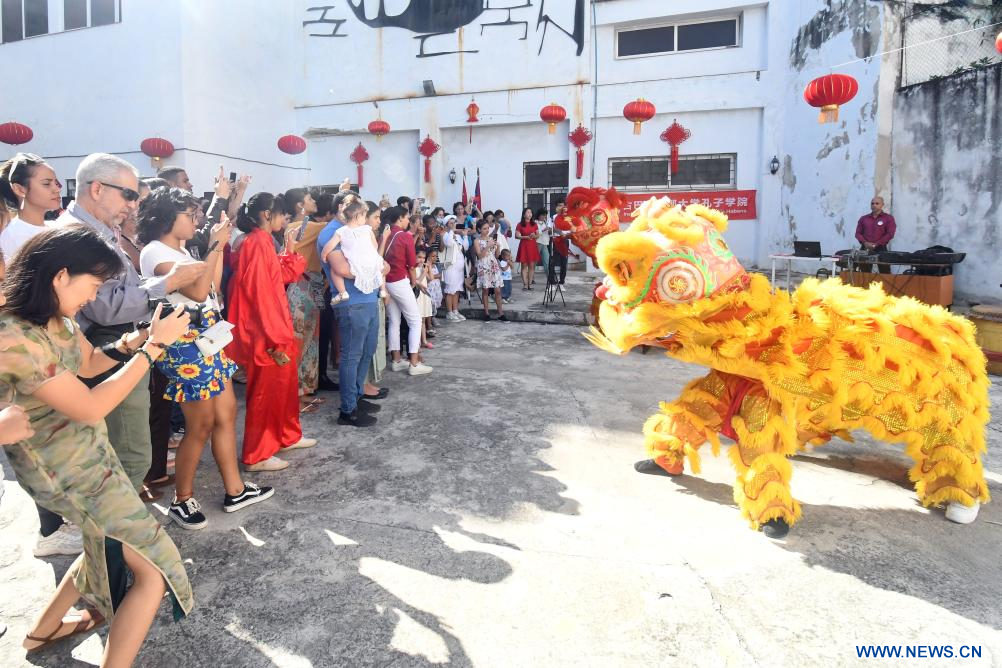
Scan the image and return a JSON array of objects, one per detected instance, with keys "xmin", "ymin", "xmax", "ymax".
[
  {"xmin": 146, "ymin": 474, "xmax": 176, "ymax": 489},
  {"xmin": 139, "ymin": 485, "xmax": 162, "ymax": 503},
  {"xmin": 25, "ymin": 607, "xmax": 105, "ymax": 653},
  {"xmin": 299, "ymin": 398, "xmax": 322, "ymax": 414}
]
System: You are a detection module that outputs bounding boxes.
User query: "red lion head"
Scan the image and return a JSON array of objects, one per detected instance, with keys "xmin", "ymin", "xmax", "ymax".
[{"xmin": 554, "ymin": 187, "xmax": 624, "ymax": 263}]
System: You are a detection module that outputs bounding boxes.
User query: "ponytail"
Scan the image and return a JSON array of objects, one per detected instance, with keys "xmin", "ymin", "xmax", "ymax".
[{"xmin": 236, "ymin": 192, "xmax": 275, "ymax": 234}]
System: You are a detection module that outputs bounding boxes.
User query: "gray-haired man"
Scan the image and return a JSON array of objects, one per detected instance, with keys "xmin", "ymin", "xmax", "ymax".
[{"xmin": 55, "ymin": 153, "xmax": 202, "ymax": 490}]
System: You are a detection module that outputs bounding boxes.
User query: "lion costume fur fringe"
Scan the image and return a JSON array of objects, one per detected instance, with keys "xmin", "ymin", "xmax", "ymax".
[{"xmin": 587, "ymin": 197, "xmax": 990, "ymax": 529}]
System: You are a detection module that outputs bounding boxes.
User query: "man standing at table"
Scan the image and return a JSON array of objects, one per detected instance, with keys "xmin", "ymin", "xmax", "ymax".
[{"xmin": 854, "ymin": 195, "xmax": 896, "ymax": 274}]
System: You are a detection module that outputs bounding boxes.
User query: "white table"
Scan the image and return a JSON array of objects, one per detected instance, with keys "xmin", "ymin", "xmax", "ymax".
[{"xmin": 769, "ymin": 254, "xmax": 840, "ymax": 291}]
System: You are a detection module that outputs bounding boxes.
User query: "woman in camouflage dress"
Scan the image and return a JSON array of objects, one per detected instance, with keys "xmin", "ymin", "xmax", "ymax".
[{"xmin": 0, "ymin": 226, "xmax": 193, "ymax": 666}]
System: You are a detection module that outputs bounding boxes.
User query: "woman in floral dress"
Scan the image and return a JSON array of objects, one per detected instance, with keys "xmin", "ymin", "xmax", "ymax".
[
  {"xmin": 283, "ymin": 188, "xmax": 324, "ymax": 411},
  {"xmin": 0, "ymin": 225, "xmax": 193, "ymax": 665},
  {"xmin": 138, "ymin": 187, "xmax": 275, "ymax": 531},
  {"xmin": 474, "ymin": 219, "xmax": 507, "ymax": 321}
]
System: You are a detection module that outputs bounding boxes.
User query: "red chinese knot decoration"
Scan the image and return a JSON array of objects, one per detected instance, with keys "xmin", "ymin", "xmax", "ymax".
[
  {"xmin": 659, "ymin": 120, "xmax": 691, "ymax": 174},
  {"xmin": 623, "ymin": 98, "xmax": 656, "ymax": 135},
  {"xmin": 417, "ymin": 135, "xmax": 440, "ymax": 183},
  {"xmin": 0, "ymin": 122, "xmax": 33, "ymax": 145},
  {"xmin": 350, "ymin": 143, "xmax": 369, "ymax": 189},
  {"xmin": 568, "ymin": 124, "xmax": 593, "ymax": 180},
  {"xmin": 540, "ymin": 103, "xmax": 567, "ymax": 134},
  {"xmin": 803, "ymin": 74, "xmax": 859, "ymax": 124},
  {"xmin": 277, "ymin": 134, "xmax": 307, "ymax": 155},
  {"xmin": 466, "ymin": 98, "xmax": 480, "ymax": 144},
  {"xmin": 368, "ymin": 118, "xmax": 391, "ymax": 142}
]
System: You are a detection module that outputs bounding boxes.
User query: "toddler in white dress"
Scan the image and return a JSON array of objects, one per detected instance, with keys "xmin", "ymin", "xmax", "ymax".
[{"xmin": 320, "ymin": 220, "xmax": 387, "ymax": 305}]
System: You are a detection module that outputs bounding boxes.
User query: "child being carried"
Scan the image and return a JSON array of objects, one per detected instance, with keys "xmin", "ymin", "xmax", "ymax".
[{"xmin": 320, "ymin": 197, "xmax": 388, "ymax": 305}]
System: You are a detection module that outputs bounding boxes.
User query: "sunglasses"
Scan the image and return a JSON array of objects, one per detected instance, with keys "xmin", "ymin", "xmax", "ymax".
[
  {"xmin": 92, "ymin": 181, "xmax": 140, "ymax": 202},
  {"xmin": 9, "ymin": 152, "xmax": 44, "ymax": 180}
]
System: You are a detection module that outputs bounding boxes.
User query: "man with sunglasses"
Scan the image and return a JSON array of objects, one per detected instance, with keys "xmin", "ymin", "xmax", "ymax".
[{"xmin": 55, "ymin": 153, "xmax": 204, "ymax": 492}]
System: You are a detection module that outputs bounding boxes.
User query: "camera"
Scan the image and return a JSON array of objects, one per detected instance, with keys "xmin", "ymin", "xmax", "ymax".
[{"xmin": 143, "ymin": 299, "xmax": 203, "ymax": 328}]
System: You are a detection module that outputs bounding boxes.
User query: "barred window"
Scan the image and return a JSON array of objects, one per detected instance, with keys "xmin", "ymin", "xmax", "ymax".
[
  {"xmin": 616, "ymin": 16, "xmax": 739, "ymax": 59},
  {"xmin": 608, "ymin": 154, "xmax": 736, "ymax": 192}
]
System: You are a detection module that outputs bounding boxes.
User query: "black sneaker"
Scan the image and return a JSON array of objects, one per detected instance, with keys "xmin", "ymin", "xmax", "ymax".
[
  {"xmin": 168, "ymin": 498, "xmax": 208, "ymax": 530},
  {"xmin": 337, "ymin": 410, "xmax": 377, "ymax": 427},
  {"xmin": 498, "ymin": 314, "xmax": 509, "ymax": 322},
  {"xmin": 356, "ymin": 398, "xmax": 382, "ymax": 413},
  {"xmin": 223, "ymin": 482, "xmax": 275, "ymax": 513}
]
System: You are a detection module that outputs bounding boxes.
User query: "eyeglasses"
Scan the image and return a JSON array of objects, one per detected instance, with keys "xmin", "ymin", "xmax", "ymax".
[
  {"xmin": 177, "ymin": 211, "xmax": 197, "ymax": 220},
  {"xmin": 92, "ymin": 181, "xmax": 140, "ymax": 202}
]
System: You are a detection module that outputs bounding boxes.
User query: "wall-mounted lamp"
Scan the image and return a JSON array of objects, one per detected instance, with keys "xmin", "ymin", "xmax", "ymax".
[
  {"xmin": 448, "ymin": 168, "xmax": 457, "ymax": 184},
  {"xmin": 422, "ymin": 79, "xmax": 437, "ymax": 96},
  {"xmin": 769, "ymin": 156, "xmax": 781, "ymax": 175}
]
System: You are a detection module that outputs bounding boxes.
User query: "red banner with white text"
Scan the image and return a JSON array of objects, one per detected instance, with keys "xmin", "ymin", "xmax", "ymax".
[{"xmin": 618, "ymin": 190, "xmax": 757, "ymax": 221}]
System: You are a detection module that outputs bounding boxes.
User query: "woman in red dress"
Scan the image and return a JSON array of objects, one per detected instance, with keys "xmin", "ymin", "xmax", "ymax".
[
  {"xmin": 514, "ymin": 206, "xmax": 540, "ymax": 290},
  {"xmin": 228, "ymin": 193, "xmax": 315, "ymax": 473}
]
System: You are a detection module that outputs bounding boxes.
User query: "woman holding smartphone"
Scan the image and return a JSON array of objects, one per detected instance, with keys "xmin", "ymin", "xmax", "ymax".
[
  {"xmin": 0, "ymin": 225, "xmax": 194, "ymax": 665},
  {"xmin": 138, "ymin": 187, "xmax": 275, "ymax": 531}
]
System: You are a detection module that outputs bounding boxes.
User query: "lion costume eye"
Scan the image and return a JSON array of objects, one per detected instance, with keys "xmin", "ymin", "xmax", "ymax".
[
  {"xmin": 592, "ymin": 210, "xmax": 606, "ymax": 226},
  {"xmin": 654, "ymin": 259, "xmax": 706, "ymax": 304}
]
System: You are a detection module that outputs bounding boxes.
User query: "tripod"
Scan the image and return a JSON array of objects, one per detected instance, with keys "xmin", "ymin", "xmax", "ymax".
[{"xmin": 543, "ymin": 256, "xmax": 566, "ymax": 308}]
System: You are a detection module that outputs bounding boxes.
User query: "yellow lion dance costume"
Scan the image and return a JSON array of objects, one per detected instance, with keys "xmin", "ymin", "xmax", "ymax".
[{"xmin": 588, "ymin": 196, "xmax": 990, "ymax": 537}]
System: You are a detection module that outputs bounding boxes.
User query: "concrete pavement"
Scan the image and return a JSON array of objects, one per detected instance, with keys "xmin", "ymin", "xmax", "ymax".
[{"xmin": 1, "ymin": 313, "xmax": 1001, "ymax": 667}]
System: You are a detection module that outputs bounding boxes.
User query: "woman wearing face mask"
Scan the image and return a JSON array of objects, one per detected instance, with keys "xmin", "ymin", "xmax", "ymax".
[
  {"xmin": 0, "ymin": 225, "xmax": 194, "ymax": 665},
  {"xmin": 138, "ymin": 187, "xmax": 277, "ymax": 530},
  {"xmin": 0, "ymin": 152, "xmax": 62, "ymax": 261},
  {"xmin": 228, "ymin": 193, "xmax": 313, "ymax": 473}
]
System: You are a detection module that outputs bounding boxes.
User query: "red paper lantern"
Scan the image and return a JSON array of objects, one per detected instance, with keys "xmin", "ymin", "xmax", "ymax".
[
  {"xmin": 368, "ymin": 119, "xmax": 391, "ymax": 142},
  {"xmin": 659, "ymin": 120, "xmax": 691, "ymax": 174},
  {"xmin": 417, "ymin": 134, "xmax": 440, "ymax": 183},
  {"xmin": 803, "ymin": 74, "xmax": 859, "ymax": 124},
  {"xmin": 568, "ymin": 124, "xmax": 593, "ymax": 180},
  {"xmin": 0, "ymin": 122, "xmax": 33, "ymax": 145},
  {"xmin": 996, "ymin": 31, "xmax": 1002, "ymax": 53},
  {"xmin": 278, "ymin": 134, "xmax": 307, "ymax": 155},
  {"xmin": 140, "ymin": 137, "xmax": 174, "ymax": 159},
  {"xmin": 466, "ymin": 98, "xmax": 480, "ymax": 144},
  {"xmin": 623, "ymin": 98, "xmax": 656, "ymax": 135},
  {"xmin": 540, "ymin": 103, "xmax": 567, "ymax": 134},
  {"xmin": 349, "ymin": 143, "xmax": 369, "ymax": 189}
]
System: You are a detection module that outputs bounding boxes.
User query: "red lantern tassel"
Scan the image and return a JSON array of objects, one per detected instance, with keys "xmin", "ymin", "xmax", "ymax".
[
  {"xmin": 357, "ymin": 164, "xmax": 363, "ymax": 189},
  {"xmin": 424, "ymin": 158, "xmax": 431, "ymax": 183},
  {"xmin": 670, "ymin": 146, "xmax": 679, "ymax": 174},
  {"xmin": 469, "ymin": 126, "xmax": 473, "ymax": 144},
  {"xmin": 576, "ymin": 148, "xmax": 584, "ymax": 179},
  {"xmin": 633, "ymin": 121, "xmax": 642, "ymax": 135}
]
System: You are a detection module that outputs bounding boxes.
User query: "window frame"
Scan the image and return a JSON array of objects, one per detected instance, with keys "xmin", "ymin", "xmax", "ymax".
[
  {"xmin": 0, "ymin": 0, "xmax": 120, "ymax": 44},
  {"xmin": 608, "ymin": 153, "xmax": 738, "ymax": 193},
  {"xmin": 615, "ymin": 14, "xmax": 741, "ymax": 60}
]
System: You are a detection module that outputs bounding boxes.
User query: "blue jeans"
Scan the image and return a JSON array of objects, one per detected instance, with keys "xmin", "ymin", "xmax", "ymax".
[
  {"xmin": 336, "ymin": 301, "xmax": 379, "ymax": 414},
  {"xmin": 502, "ymin": 279, "xmax": 512, "ymax": 299}
]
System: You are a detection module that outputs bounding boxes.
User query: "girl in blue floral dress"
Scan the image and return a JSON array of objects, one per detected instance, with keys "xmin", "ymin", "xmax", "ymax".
[{"xmin": 138, "ymin": 187, "xmax": 275, "ymax": 531}]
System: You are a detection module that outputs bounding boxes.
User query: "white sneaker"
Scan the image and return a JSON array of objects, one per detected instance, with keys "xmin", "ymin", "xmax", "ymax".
[
  {"xmin": 445, "ymin": 311, "xmax": 459, "ymax": 321},
  {"xmin": 245, "ymin": 456, "xmax": 290, "ymax": 472},
  {"xmin": 455, "ymin": 311, "xmax": 467, "ymax": 321},
  {"xmin": 33, "ymin": 523, "xmax": 83, "ymax": 557},
  {"xmin": 283, "ymin": 437, "xmax": 317, "ymax": 451},
  {"xmin": 391, "ymin": 359, "xmax": 410, "ymax": 372},
  {"xmin": 408, "ymin": 362, "xmax": 433, "ymax": 376},
  {"xmin": 946, "ymin": 501, "xmax": 980, "ymax": 524}
]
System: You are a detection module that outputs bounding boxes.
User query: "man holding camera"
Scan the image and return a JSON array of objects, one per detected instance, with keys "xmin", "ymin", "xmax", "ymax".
[{"xmin": 56, "ymin": 153, "xmax": 202, "ymax": 490}]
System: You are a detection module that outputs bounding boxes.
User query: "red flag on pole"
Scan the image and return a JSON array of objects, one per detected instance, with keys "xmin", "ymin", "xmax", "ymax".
[
  {"xmin": 474, "ymin": 168, "xmax": 482, "ymax": 210},
  {"xmin": 461, "ymin": 168, "xmax": 468, "ymax": 207}
]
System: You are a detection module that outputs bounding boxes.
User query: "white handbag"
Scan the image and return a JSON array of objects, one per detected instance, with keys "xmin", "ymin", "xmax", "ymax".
[{"xmin": 195, "ymin": 320, "xmax": 234, "ymax": 357}]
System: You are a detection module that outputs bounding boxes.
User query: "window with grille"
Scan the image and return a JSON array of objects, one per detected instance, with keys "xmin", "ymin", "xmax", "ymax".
[
  {"xmin": 616, "ymin": 16, "xmax": 739, "ymax": 58},
  {"xmin": 608, "ymin": 154, "xmax": 736, "ymax": 192},
  {"xmin": 1, "ymin": 0, "xmax": 119, "ymax": 43},
  {"xmin": 523, "ymin": 161, "xmax": 568, "ymax": 216}
]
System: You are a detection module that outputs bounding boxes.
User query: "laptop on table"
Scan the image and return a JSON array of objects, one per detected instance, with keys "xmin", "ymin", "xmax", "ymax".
[{"xmin": 793, "ymin": 241, "xmax": 822, "ymax": 258}]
